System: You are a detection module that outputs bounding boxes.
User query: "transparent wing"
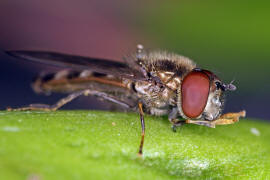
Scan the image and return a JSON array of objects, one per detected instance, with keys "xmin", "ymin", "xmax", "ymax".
[{"xmin": 6, "ymin": 50, "xmax": 145, "ymax": 80}]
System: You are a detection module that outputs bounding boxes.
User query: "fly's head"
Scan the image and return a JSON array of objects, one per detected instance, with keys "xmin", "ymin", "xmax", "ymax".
[{"xmin": 177, "ymin": 68, "xmax": 236, "ymax": 121}]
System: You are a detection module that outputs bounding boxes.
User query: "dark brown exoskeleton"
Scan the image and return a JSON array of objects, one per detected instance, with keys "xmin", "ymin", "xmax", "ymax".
[{"xmin": 6, "ymin": 45, "xmax": 245, "ymax": 156}]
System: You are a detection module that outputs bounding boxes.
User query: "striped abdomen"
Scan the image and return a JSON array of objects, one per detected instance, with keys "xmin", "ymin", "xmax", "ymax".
[{"xmin": 32, "ymin": 69, "xmax": 131, "ymax": 95}]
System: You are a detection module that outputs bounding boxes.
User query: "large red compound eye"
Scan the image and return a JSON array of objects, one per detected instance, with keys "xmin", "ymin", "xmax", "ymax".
[{"xmin": 181, "ymin": 71, "xmax": 210, "ymax": 118}]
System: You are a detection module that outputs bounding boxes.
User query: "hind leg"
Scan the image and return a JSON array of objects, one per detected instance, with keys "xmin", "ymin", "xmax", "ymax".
[{"xmin": 7, "ymin": 89, "xmax": 134, "ymax": 111}]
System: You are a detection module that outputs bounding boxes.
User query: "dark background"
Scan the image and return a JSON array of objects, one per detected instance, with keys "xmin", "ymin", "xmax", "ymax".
[{"xmin": 0, "ymin": 1, "xmax": 270, "ymax": 120}]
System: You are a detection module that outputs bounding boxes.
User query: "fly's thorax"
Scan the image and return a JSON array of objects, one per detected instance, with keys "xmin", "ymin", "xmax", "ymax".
[
  {"xmin": 133, "ymin": 79, "xmax": 177, "ymax": 110},
  {"xmin": 134, "ymin": 81, "xmax": 156, "ymax": 95},
  {"xmin": 177, "ymin": 68, "xmax": 225, "ymax": 120},
  {"xmin": 166, "ymin": 76, "xmax": 182, "ymax": 91},
  {"xmin": 135, "ymin": 50, "xmax": 196, "ymax": 78},
  {"xmin": 132, "ymin": 50, "xmax": 198, "ymax": 113},
  {"xmin": 154, "ymin": 71, "xmax": 181, "ymax": 90},
  {"xmin": 156, "ymin": 71, "xmax": 174, "ymax": 82}
]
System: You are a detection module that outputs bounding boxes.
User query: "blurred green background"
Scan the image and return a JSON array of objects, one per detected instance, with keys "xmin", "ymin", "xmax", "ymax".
[{"xmin": 132, "ymin": 1, "xmax": 270, "ymax": 88}]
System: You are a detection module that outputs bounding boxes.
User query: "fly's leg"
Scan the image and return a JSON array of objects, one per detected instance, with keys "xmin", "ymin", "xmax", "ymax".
[
  {"xmin": 169, "ymin": 107, "xmax": 185, "ymax": 132},
  {"xmin": 185, "ymin": 120, "xmax": 216, "ymax": 128},
  {"xmin": 211, "ymin": 110, "xmax": 246, "ymax": 126},
  {"xmin": 219, "ymin": 110, "xmax": 246, "ymax": 121},
  {"xmin": 138, "ymin": 102, "xmax": 145, "ymax": 156},
  {"xmin": 185, "ymin": 110, "xmax": 246, "ymax": 128},
  {"xmin": 171, "ymin": 121, "xmax": 186, "ymax": 132},
  {"xmin": 7, "ymin": 91, "xmax": 85, "ymax": 111},
  {"xmin": 7, "ymin": 89, "xmax": 133, "ymax": 111}
]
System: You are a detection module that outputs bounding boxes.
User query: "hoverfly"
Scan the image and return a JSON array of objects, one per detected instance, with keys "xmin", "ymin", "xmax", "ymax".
[{"xmin": 6, "ymin": 44, "xmax": 246, "ymax": 155}]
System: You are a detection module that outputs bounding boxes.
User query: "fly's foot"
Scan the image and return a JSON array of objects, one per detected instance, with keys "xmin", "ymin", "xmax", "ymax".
[
  {"xmin": 171, "ymin": 120, "xmax": 185, "ymax": 132},
  {"xmin": 7, "ymin": 104, "xmax": 55, "ymax": 111}
]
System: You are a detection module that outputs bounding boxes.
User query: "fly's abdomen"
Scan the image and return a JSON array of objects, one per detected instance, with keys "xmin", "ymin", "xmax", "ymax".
[{"xmin": 32, "ymin": 70, "xmax": 129, "ymax": 95}]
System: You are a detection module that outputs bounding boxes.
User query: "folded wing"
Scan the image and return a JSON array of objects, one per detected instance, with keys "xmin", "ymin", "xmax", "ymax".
[{"xmin": 6, "ymin": 50, "xmax": 145, "ymax": 80}]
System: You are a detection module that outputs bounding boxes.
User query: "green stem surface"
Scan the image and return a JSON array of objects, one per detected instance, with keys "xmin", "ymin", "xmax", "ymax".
[{"xmin": 0, "ymin": 111, "xmax": 269, "ymax": 179}]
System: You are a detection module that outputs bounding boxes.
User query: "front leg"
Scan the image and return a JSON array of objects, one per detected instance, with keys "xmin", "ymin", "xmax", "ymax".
[
  {"xmin": 169, "ymin": 107, "xmax": 185, "ymax": 132},
  {"xmin": 219, "ymin": 110, "xmax": 246, "ymax": 121},
  {"xmin": 212, "ymin": 110, "xmax": 246, "ymax": 126},
  {"xmin": 185, "ymin": 110, "xmax": 246, "ymax": 128},
  {"xmin": 185, "ymin": 119, "xmax": 216, "ymax": 128}
]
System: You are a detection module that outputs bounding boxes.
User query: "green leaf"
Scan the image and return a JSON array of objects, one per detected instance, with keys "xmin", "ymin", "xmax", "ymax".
[{"xmin": 0, "ymin": 111, "xmax": 269, "ymax": 179}]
